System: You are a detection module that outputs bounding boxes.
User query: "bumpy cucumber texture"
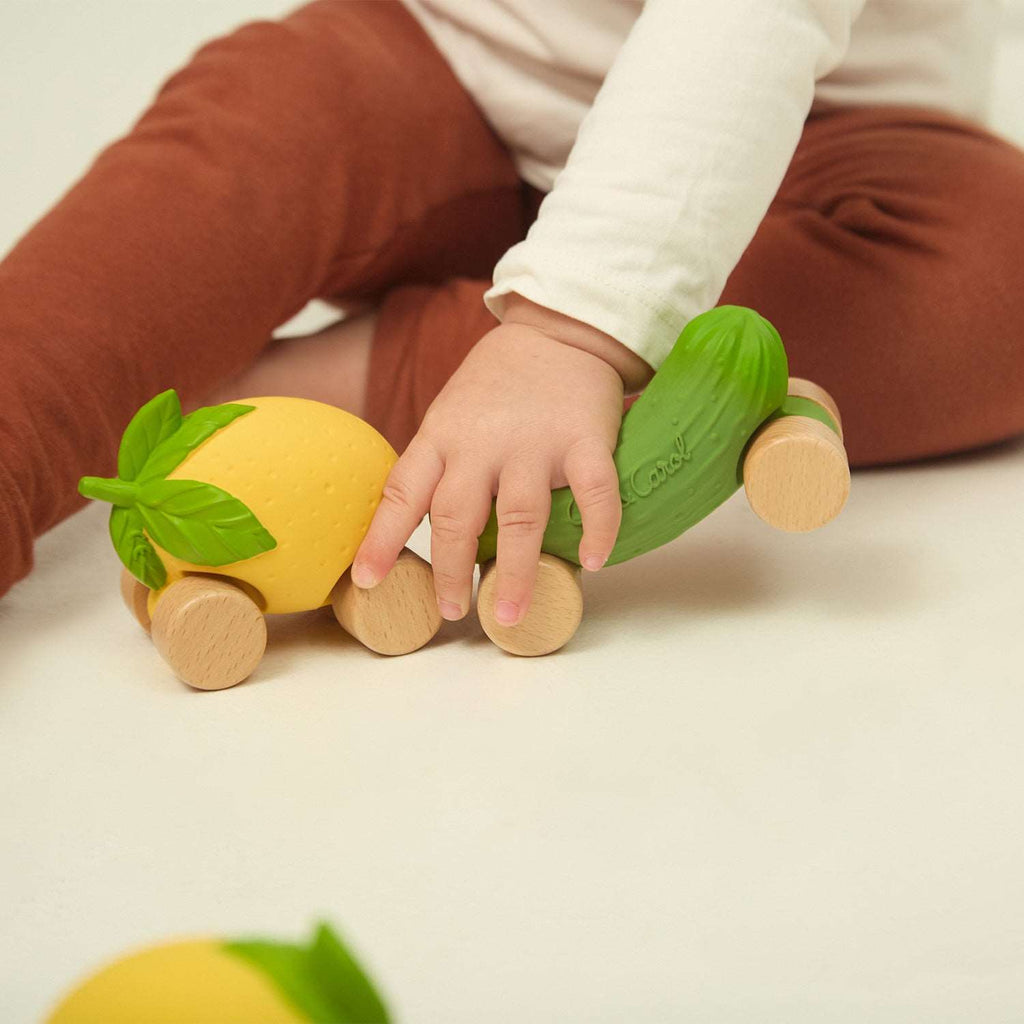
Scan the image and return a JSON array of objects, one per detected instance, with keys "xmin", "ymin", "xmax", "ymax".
[{"xmin": 475, "ymin": 305, "xmax": 790, "ymax": 566}]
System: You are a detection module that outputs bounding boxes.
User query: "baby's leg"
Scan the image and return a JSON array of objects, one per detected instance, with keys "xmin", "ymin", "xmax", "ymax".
[
  {"xmin": 0, "ymin": 1, "xmax": 529, "ymax": 599},
  {"xmin": 719, "ymin": 104, "xmax": 1024, "ymax": 467}
]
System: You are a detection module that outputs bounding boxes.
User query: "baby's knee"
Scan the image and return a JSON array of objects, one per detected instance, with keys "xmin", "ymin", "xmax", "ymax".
[{"xmin": 825, "ymin": 126, "xmax": 1024, "ymax": 464}]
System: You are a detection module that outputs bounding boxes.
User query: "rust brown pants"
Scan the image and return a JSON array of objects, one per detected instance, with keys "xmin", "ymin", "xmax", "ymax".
[{"xmin": 1, "ymin": 0, "xmax": 1023, "ymax": 601}]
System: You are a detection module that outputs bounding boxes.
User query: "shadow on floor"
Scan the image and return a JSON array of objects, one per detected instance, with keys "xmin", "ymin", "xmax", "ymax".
[{"xmin": 572, "ymin": 528, "xmax": 931, "ymax": 653}]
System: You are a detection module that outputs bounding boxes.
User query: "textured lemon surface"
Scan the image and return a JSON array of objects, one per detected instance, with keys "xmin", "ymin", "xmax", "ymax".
[
  {"xmin": 147, "ymin": 397, "xmax": 397, "ymax": 615},
  {"xmin": 46, "ymin": 939, "xmax": 307, "ymax": 1023}
]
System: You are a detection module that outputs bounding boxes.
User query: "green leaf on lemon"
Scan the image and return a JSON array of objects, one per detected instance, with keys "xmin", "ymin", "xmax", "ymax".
[
  {"xmin": 117, "ymin": 388, "xmax": 183, "ymax": 481},
  {"xmin": 78, "ymin": 390, "xmax": 277, "ymax": 582},
  {"xmin": 135, "ymin": 477, "xmax": 277, "ymax": 566},
  {"xmin": 137, "ymin": 402, "xmax": 255, "ymax": 482},
  {"xmin": 224, "ymin": 921, "xmax": 390, "ymax": 1024},
  {"xmin": 109, "ymin": 506, "xmax": 167, "ymax": 590}
]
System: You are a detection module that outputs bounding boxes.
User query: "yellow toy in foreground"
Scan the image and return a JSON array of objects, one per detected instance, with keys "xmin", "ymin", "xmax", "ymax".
[{"xmin": 45, "ymin": 921, "xmax": 389, "ymax": 1023}]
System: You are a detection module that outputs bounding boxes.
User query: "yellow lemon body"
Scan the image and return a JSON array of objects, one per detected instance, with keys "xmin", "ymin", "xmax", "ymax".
[
  {"xmin": 146, "ymin": 397, "xmax": 397, "ymax": 616},
  {"xmin": 46, "ymin": 939, "xmax": 307, "ymax": 1024}
]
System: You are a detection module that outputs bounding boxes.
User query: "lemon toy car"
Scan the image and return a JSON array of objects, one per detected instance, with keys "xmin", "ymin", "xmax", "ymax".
[{"xmin": 80, "ymin": 306, "xmax": 850, "ymax": 688}]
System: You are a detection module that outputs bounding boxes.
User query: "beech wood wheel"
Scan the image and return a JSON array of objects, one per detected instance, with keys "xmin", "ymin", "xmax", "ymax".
[
  {"xmin": 477, "ymin": 553, "xmax": 583, "ymax": 657},
  {"xmin": 120, "ymin": 568, "xmax": 152, "ymax": 633},
  {"xmin": 150, "ymin": 576, "xmax": 267, "ymax": 690},
  {"xmin": 743, "ymin": 377, "xmax": 850, "ymax": 532},
  {"xmin": 330, "ymin": 547, "xmax": 442, "ymax": 656}
]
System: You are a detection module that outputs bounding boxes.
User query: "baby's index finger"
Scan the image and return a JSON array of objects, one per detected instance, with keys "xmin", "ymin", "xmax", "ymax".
[{"xmin": 352, "ymin": 439, "xmax": 443, "ymax": 588}]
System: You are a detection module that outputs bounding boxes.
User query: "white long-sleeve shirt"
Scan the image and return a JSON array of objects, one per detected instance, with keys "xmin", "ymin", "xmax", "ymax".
[{"xmin": 400, "ymin": 0, "xmax": 1000, "ymax": 368}]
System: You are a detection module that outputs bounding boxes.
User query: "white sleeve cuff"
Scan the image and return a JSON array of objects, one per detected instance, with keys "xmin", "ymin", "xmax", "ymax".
[{"xmin": 484, "ymin": 248, "xmax": 700, "ymax": 370}]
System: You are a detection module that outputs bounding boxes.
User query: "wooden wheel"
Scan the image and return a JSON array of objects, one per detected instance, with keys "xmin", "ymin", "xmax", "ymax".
[
  {"xmin": 150, "ymin": 576, "xmax": 267, "ymax": 690},
  {"xmin": 330, "ymin": 547, "xmax": 442, "ymax": 656},
  {"xmin": 477, "ymin": 553, "xmax": 583, "ymax": 657},
  {"xmin": 120, "ymin": 568, "xmax": 152, "ymax": 633},
  {"xmin": 743, "ymin": 378, "xmax": 850, "ymax": 532}
]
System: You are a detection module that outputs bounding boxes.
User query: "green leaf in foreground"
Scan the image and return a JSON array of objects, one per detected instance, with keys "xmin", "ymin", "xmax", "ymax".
[
  {"xmin": 224, "ymin": 921, "xmax": 390, "ymax": 1024},
  {"xmin": 135, "ymin": 477, "xmax": 277, "ymax": 567},
  {"xmin": 109, "ymin": 505, "xmax": 166, "ymax": 590},
  {"xmin": 137, "ymin": 401, "xmax": 256, "ymax": 482},
  {"xmin": 117, "ymin": 388, "xmax": 183, "ymax": 482}
]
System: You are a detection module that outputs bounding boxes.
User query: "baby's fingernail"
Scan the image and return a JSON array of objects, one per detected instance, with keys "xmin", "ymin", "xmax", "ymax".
[
  {"xmin": 351, "ymin": 564, "xmax": 377, "ymax": 588},
  {"xmin": 495, "ymin": 599, "xmax": 519, "ymax": 626},
  {"xmin": 583, "ymin": 554, "xmax": 606, "ymax": 572},
  {"xmin": 438, "ymin": 599, "xmax": 463, "ymax": 621}
]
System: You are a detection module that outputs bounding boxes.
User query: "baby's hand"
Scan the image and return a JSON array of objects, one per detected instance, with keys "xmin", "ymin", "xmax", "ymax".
[{"xmin": 351, "ymin": 295, "xmax": 653, "ymax": 626}]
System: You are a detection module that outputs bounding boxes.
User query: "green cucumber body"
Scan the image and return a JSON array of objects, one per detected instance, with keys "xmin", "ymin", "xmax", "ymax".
[{"xmin": 475, "ymin": 305, "xmax": 790, "ymax": 566}]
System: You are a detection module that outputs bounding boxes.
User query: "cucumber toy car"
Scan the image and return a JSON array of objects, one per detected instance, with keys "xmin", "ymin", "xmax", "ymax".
[{"xmin": 79, "ymin": 305, "xmax": 849, "ymax": 685}]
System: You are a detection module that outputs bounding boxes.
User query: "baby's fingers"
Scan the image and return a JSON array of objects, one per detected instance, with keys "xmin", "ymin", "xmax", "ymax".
[
  {"xmin": 493, "ymin": 462, "xmax": 553, "ymax": 626},
  {"xmin": 352, "ymin": 437, "xmax": 443, "ymax": 587},
  {"xmin": 563, "ymin": 438, "xmax": 622, "ymax": 571}
]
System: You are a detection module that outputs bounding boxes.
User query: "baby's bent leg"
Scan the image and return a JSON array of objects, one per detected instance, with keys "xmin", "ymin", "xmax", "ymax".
[
  {"xmin": 0, "ymin": 1, "xmax": 525, "ymax": 600},
  {"xmin": 720, "ymin": 105, "xmax": 1024, "ymax": 467},
  {"xmin": 200, "ymin": 312, "xmax": 375, "ymax": 420}
]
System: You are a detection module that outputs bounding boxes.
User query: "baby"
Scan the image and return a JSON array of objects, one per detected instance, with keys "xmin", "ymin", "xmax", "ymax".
[{"xmin": 0, "ymin": 0, "xmax": 1022, "ymax": 622}]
